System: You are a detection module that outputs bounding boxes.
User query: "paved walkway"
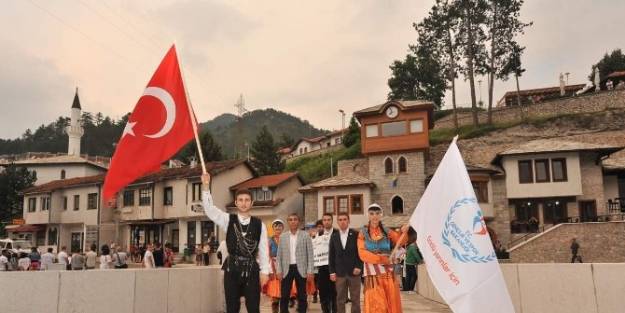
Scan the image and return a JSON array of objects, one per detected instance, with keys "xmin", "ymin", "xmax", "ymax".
[{"xmin": 256, "ymin": 292, "xmax": 451, "ymax": 313}]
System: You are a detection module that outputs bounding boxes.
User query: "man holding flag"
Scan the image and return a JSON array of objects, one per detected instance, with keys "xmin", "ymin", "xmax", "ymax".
[{"xmin": 410, "ymin": 137, "xmax": 515, "ymax": 313}]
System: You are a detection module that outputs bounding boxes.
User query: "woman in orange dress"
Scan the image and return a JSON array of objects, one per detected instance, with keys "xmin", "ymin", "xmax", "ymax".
[
  {"xmin": 358, "ymin": 204, "xmax": 408, "ymax": 313},
  {"xmin": 265, "ymin": 219, "xmax": 285, "ymax": 313}
]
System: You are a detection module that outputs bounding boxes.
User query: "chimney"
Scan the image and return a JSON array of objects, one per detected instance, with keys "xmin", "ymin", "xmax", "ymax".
[{"xmin": 189, "ymin": 156, "xmax": 197, "ymax": 168}]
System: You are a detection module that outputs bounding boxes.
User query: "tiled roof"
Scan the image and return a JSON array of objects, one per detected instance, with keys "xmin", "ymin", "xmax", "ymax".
[
  {"xmin": 299, "ymin": 174, "xmax": 374, "ymax": 192},
  {"xmin": 230, "ymin": 172, "xmax": 300, "ymax": 190},
  {"xmin": 21, "ymin": 160, "xmax": 251, "ymax": 194},
  {"xmin": 354, "ymin": 100, "xmax": 433, "ymax": 115},
  {"xmin": 295, "ymin": 129, "xmax": 347, "ymax": 146},
  {"xmin": 495, "ymin": 139, "xmax": 623, "ymax": 157},
  {"xmin": 500, "ymin": 84, "xmax": 586, "ymax": 99},
  {"xmin": 603, "ymin": 153, "xmax": 625, "ymax": 171},
  {"xmin": 607, "ymin": 71, "xmax": 625, "ymax": 79},
  {"xmin": 226, "ymin": 198, "xmax": 285, "ymax": 209}
]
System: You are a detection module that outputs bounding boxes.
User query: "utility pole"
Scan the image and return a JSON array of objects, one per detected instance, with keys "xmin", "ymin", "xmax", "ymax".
[{"xmin": 338, "ymin": 109, "xmax": 346, "ymax": 137}]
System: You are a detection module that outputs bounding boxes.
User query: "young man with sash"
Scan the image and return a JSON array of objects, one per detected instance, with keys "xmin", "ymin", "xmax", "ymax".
[
  {"xmin": 202, "ymin": 174, "xmax": 269, "ymax": 313},
  {"xmin": 313, "ymin": 213, "xmax": 337, "ymax": 313}
]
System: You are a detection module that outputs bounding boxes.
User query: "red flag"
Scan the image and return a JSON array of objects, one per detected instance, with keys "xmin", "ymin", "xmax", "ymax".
[{"xmin": 103, "ymin": 45, "xmax": 195, "ymax": 202}]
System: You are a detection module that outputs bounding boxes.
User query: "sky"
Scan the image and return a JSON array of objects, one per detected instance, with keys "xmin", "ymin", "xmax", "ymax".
[{"xmin": 1, "ymin": 0, "xmax": 624, "ymax": 139}]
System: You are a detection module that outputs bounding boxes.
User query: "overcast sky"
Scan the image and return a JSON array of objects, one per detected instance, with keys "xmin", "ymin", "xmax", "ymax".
[{"xmin": 1, "ymin": 0, "xmax": 624, "ymax": 139}]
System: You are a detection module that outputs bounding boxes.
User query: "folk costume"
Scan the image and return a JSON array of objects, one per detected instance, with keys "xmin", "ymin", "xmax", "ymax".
[
  {"xmin": 357, "ymin": 204, "xmax": 407, "ymax": 313},
  {"xmin": 202, "ymin": 190, "xmax": 269, "ymax": 313},
  {"xmin": 266, "ymin": 219, "xmax": 285, "ymax": 313}
]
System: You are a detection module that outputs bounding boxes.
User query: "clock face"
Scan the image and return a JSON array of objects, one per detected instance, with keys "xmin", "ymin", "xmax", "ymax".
[{"xmin": 385, "ymin": 106, "xmax": 398, "ymax": 118}]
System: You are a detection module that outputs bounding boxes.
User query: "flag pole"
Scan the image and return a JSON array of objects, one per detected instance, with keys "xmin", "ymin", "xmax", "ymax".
[{"xmin": 175, "ymin": 44, "xmax": 208, "ymax": 175}]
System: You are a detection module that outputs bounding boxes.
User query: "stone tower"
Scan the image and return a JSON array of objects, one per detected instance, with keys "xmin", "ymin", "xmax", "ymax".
[{"xmin": 66, "ymin": 88, "xmax": 84, "ymax": 156}]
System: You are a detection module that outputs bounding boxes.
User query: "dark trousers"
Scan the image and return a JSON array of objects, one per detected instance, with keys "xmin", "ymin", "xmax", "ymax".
[
  {"xmin": 404, "ymin": 264, "xmax": 417, "ymax": 291},
  {"xmin": 335, "ymin": 275, "xmax": 361, "ymax": 313},
  {"xmin": 281, "ymin": 265, "xmax": 307, "ymax": 313},
  {"xmin": 316, "ymin": 265, "xmax": 336, "ymax": 313},
  {"xmin": 224, "ymin": 267, "xmax": 260, "ymax": 313}
]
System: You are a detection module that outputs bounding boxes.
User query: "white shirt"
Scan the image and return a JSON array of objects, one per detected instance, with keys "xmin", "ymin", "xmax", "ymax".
[
  {"xmin": 339, "ymin": 228, "xmax": 349, "ymax": 249},
  {"xmin": 202, "ymin": 190, "xmax": 270, "ymax": 275},
  {"xmin": 18, "ymin": 257, "xmax": 31, "ymax": 270},
  {"xmin": 144, "ymin": 250, "xmax": 155, "ymax": 268},
  {"xmin": 100, "ymin": 255, "xmax": 112, "ymax": 269},
  {"xmin": 41, "ymin": 252, "xmax": 55, "ymax": 270},
  {"xmin": 289, "ymin": 231, "xmax": 299, "ymax": 265},
  {"xmin": 217, "ymin": 240, "xmax": 229, "ymax": 262},
  {"xmin": 85, "ymin": 251, "xmax": 97, "ymax": 268},
  {"xmin": 0, "ymin": 255, "xmax": 8, "ymax": 271},
  {"xmin": 57, "ymin": 251, "xmax": 69, "ymax": 265}
]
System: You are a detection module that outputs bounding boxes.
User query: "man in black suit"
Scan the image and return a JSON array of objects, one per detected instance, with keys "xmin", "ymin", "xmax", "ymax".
[{"xmin": 329, "ymin": 212, "xmax": 363, "ymax": 313}]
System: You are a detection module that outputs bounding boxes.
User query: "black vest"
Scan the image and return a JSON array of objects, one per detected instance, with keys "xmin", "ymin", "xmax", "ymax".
[{"xmin": 226, "ymin": 214, "xmax": 262, "ymax": 259}]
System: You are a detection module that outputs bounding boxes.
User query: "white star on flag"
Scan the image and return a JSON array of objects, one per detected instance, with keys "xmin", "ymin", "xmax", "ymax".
[{"xmin": 122, "ymin": 121, "xmax": 136, "ymax": 137}]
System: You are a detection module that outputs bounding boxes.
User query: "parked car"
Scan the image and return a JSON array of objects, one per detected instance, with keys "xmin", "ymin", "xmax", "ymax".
[{"xmin": 0, "ymin": 238, "xmax": 33, "ymax": 255}]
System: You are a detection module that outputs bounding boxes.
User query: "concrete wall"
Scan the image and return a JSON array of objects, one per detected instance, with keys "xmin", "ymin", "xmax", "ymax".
[
  {"xmin": 0, "ymin": 267, "xmax": 224, "ymax": 313},
  {"xmin": 509, "ymin": 222, "xmax": 625, "ymax": 263},
  {"xmin": 603, "ymin": 175, "xmax": 620, "ymax": 201},
  {"xmin": 434, "ymin": 89, "xmax": 625, "ymax": 129},
  {"xmin": 27, "ymin": 163, "xmax": 105, "ymax": 185},
  {"xmin": 502, "ymin": 152, "xmax": 583, "ymax": 199},
  {"xmin": 418, "ymin": 263, "xmax": 625, "ymax": 313}
]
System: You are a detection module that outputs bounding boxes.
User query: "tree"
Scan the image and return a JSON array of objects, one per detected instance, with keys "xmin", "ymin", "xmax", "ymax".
[
  {"xmin": 455, "ymin": 0, "xmax": 489, "ymax": 126},
  {"xmin": 500, "ymin": 43, "xmax": 526, "ymax": 107},
  {"xmin": 342, "ymin": 117, "xmax": 361, "ymax": 148},
  {"xmin": 485, "ymin": 0, "xmax": 531, "ymax": 123},
  {"xmin": 178, "ymin": 130, "xmax": 223, "ymax": 163},
  {"xmin": 387, "ymin": 49, "xmax": 447, "ymax": 108},
  {"xmin": 250, "ymin": 125, "xmax": 283, "ymax": 175},
  {"xmin": 589, "ymin": 49, "xmax": 625, "ymax": 82},
  {"xmin": 0, "ymin": 165, "xmax": 36, "ymax": 236},
  {"xmin": 277, "ymin": 133, "xmax": 295, "ymax": 149}
]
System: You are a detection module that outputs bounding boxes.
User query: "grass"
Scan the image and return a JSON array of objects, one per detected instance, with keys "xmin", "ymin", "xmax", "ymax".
[{"xmin": 285, "ymin": 142, "xmax": 362, "ymax": 183}]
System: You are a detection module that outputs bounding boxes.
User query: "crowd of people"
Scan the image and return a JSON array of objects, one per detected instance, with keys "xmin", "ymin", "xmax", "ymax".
[{"xmin": 200, "ymin": 173, "xmax": 424, "ymax": 313}]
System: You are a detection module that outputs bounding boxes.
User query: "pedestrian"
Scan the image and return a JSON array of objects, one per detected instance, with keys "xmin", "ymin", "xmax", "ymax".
[
  {"xmin": 201, "ymin": 173, "xmax": 270, "ymax": 313},
  {"xmin": 358, "ymin": 204, "xmax": 409, "ymax": 313},
  {"xmin": 308, "ymin": 222, "xmax": 320, "ymax": 304},
  {"xmin": 29, "ymin": 247, "xmax": 41, "ymax": 271},
  {"xmin": 113, "ymin": 247, "xmax": 129, "ymax": 269},
  {"xmin": 100, "ymin": 245, "xmax": 113, "ymax": 269},
  {"xmin": 329, "ymin": 212, "xmax": 363, "ymax": 313},
  {"xmin": 164, "ymin": 243, "xmax": 174, "ymax": 268},
  {"xmin": 570, "ymin": 238, "xmax": 582, "ymax": 263},
  {"xmin": 202, "ymin": 242, "xmax": 210, "ymax": 266},
  {"xmin": 85, "ymin": 244, "xmax": 97, "ymax": 270},
  {"xmin": 195, "ymin": 244, "xmax": 203, "ymax": 266},
  {"xmin": 403, "ymin": 231, "xmax": 422, "ymax": 294},
  {"xmin": 265, "ymin": 219, "xmax": 285, "ymax": 313},
  {"xmin": 314, "ymin": 214, "xmax": 337, "ymax": 313},
  {"xmin": 71, "ymin": 251, "xmax": 85, "ymax": 270},
  {"xmin": 41, "ymin": 247, "xmax": 55, "ymax": 271},
  {"xmin": 144, "ymin": 244, "xmax": 155, "ymax": 269},
  {"xmin": 276, "ymin": 213, "xmax": 315, "ymax": 313},
  {"xmin": 0, "ymin": 249, "xmax": 9, "ymax": 271},
  {"xmin": 153, "ymin": 242, "xmax": 165, "ymax": 267},
  {"xmin": 18, "ymin": 252, "xmax": 31, "ymax": 271},
  {"xmin": 57, "ymin": 246, "xmax": 69, "ymax": 270}
]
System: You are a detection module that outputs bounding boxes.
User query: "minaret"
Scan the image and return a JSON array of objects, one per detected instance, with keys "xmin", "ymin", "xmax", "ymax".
[{"xmin": 66, "ymin": 88, "xmax": 84, "ymax": 156}]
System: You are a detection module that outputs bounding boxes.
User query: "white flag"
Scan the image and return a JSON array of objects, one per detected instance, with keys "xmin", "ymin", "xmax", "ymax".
[{"xmin": 409, "ymin": 137, "xmax": 514, "ymax": 313}]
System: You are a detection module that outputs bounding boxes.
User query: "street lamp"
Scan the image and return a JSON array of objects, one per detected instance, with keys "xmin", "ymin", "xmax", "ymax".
[{"xmin": 338, "ymin": 109, "xmax": 346, "ymax": 132}]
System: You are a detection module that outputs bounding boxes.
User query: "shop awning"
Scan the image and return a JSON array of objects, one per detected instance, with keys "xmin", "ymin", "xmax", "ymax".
[{"xmin": 7, "ymin": 224, "xmax": 44, "ymax": 233}]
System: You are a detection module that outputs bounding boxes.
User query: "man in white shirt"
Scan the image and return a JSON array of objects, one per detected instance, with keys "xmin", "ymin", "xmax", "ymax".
[
  {"xmin": 40, "ymin": 248, "xmax": 55, "ymax": 271},
  {"xmin": 314, "ymin": 214, "xmax": 337, "ymax": 313},
  {"xmin": 0, "ymin": 250, "xmax": 9, "ymax": 271},
  {"xmin": 144, "ymin": 244, "xmax": 155, "ymax": 269},
  {"xmin": 201, "ymin": 173, "xmax": 269, "ymax": 313},
  {"xmin": 57, "ymin": 246, "xmax": 69, "ymax": 269},
  {"xmin": 329, "ymin": 213, "xmax": 362, "ymax": 313}
]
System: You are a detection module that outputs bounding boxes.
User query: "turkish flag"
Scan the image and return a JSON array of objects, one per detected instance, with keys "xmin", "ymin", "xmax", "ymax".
[{"xmin": 103, "ymin": 45, "xmax": 195, "ymax": 202}]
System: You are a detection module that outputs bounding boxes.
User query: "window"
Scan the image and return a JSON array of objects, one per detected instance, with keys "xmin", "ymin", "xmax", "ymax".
[
  {"xmin": 192, "ymin": 183, "xmax": 202, "ymax": 202},
  {"xmin": 398, "ymin": 157, "xmax": 407, "ymax": 173},
  {"xmin": 47, "ymin": 227, "xmax": 57, "ymax": 245},
  {"xmin": 164, "ymin": 187, "xmax": 173, "ymax": 205},
  {"xmin": 381, "ymin": 121, "xmax": 407, "ymax": 137},
  {"xmin": 335, "ymin": 137, "xmax": 342, "ymax": 145},
  {"xmin": 472, "ymin": 181, "xmax": 489, "ymax": 203},
  {"xmin": 123, "ymin": 190, "xmax": 135, "ymax": 206},
  {"xmin": 252, "ymin": 189, "xmax": 264, "ymax": 201},
  {"xmin": 327, "ymin": 142, "xmax": 331, "ymax": 147},
  {"xmin": 323, "ymin": 197, "xmax": 335, "ymax": 215},
  {"xmin": 63, "ymin": 196, "xmax": 68, "ymax": 210},
  {"xmin": 60, "ymin": 169, "xmax": 66, "ymax": 179},
  {"xmin": 410, "ymin": 119, "xmax": 424, "ymax": 133},
  {"xmin": 41, "ymin": 197, "xmax": 50, "ymax": 211},
  {"xmin": 535, "ymin": 159, "xmax": 550, "ymax": 183},
  {"xmin": 337, "ymin": 196, "xmax": 349, "ymax": 214},
  {"xmin": 544, "ymin": 199, "xmax": 567, "ymax": 224},
  {"xmin": 87, "ymin": 193, "xmax": 98, "ymax": 210},
  {"xmin": 392, "ymin": 196, "xmax": 404, "ymax": 214},
  {"xmin": 384, "ymin": 157, "xmax": 394, "ymax": 174},
  {"xmin": 518, "ymin": 160, "xmax": 533, "ymax": 183},
  {"xmin": 350, "ymin": 194, "xmax": 363, "ymax": 214},
  {"xmin": 365, "ymin": 124, "xmax": 379, "ymax": 137},
  {"xmin": 552, "ymin": 158, "xmax": 568, "ymax": 182},
  {"xmin": 73, "ymin": 195, "xmax": 80, "ymax": 211},
  {"xmin": 513, "ymin": 200, "xmax": 538, "ymax": 222},
  {"xmin": 28, "ymin": 198, "xmax": 36, "ymax": 212},
  {"xmin": 264, "ymin": 189, "xmax": 272, "ymax": 201},
  {"xmin": 139, "ymin": 188, "xmax": 151, "ymax": 206}
]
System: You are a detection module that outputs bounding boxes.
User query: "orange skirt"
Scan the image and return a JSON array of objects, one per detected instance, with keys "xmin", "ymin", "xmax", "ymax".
[{"xmin": 363, "ymin": 274, "xmax": 402, "ymax": 313}]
